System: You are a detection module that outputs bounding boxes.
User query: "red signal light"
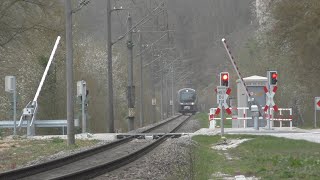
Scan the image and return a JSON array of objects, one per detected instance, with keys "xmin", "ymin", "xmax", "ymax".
[
  {"xmin": 220, "ymin": 72, "xmax": 229, "ymax": 87},
  {"xmin": 222, "ymin": 74, "xmax": 228, "ymax": 80},
  {"xmin": 269, "ymin": 71, "xmax": 278, "ymax": 85}
]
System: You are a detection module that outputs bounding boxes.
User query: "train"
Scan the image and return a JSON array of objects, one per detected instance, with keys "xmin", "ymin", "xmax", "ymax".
[{"xmin": 177, "ymin": 88, "xmax": 197, "ymax": 115}]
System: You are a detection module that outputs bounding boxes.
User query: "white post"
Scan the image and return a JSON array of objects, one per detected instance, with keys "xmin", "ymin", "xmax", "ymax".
[
  {"xmin": 209, "ymin": 108, "xmax": 216, "ymax": 129},
  {"xmin": 270, "ymin": 108, "xmax": 275, "ymax": 128},
  {"xmin": 290, "ymin": 108, "xmax": 293, "ymax": 130},
  {"xmin": 279, "ymin": 109, "xmax": 282, "ymax": 128},
  {"xmin": 244, "ymin": 108, "xmax": 247, "ymax": 128},
  {"xmin": 315, "ymin": 98, "xmax": 317, "ymax": 128},
  {"xmin": 12, "ymin": 78, "xmax": 17, "ymax": 135},
  {"xmin": 209, "ymin": 120, "xmax": 216, "ymax": 129}
]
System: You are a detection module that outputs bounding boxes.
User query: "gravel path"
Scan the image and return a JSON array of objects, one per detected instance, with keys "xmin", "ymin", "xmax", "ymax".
[{"xmin": 194, "ymin": 127, "xmax": 320, "ymax": 144}]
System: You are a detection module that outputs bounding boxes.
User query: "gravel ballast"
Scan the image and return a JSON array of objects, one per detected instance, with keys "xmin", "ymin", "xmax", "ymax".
[
  {"xmin": 94, "ymin": 115, "xmax": 200, "ymax": 179},
  {"xmin": 93, "ymin": 136, "xmax": 195, "ymax": 180}
]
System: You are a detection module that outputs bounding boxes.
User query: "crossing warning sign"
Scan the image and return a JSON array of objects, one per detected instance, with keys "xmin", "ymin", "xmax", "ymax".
[
  {"xmin": 315, "ymin": 97, "xmax": 320, "ymax": 111},
  {"xmin": 264, "ymin": 86, "xmax": 278, "ymax": 112}
]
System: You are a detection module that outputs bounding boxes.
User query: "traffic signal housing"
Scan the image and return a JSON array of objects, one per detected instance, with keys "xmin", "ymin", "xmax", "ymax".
[
  {"xmin": 220, "ymin": 72, "xmax": 229, "ymax": 87},
  {"xmin": 268, "ymin": 71, "xmax": 278, "ymax": 85}
]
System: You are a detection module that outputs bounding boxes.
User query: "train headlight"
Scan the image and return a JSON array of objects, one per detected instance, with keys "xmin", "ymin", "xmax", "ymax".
[{"xmin": 191, "ymin": 102, "xmax": 195, "ymax": 105}]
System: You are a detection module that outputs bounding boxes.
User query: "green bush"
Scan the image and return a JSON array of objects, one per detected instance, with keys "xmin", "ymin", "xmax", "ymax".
[{"xmin": 51, "ymin": 137, "xmax": 64, "ymax": 144}]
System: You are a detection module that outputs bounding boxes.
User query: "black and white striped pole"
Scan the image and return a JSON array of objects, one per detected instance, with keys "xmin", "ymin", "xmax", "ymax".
[
  {"xmin": 221, "ymin": 38, "xmax": 265, "ymax": 124},
  {"xmin": 221, "ymin": 38, "xmax": 251, "ymax": 99}
]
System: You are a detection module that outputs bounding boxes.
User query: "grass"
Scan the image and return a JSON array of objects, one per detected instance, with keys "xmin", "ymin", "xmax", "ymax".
[
  {"xmin": 0, "ymin": 137, "xmax": 99, "ymax": 172},
  {"xmin": 195, "ymin": 112, "xmax": 232, "ymax": 128},
  {"xmin": 191, "ymin": 135, "xmax": 320, "ymax": 179}
]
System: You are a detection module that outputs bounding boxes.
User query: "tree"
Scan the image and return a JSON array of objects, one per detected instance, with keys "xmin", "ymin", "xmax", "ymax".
[
  {"xmin": 0, "ymin": 0, "xmax": 62, "ymax": 47},
  {"xmin": 262, "ymin": 0, "xmax": 320, "ymax": 126},
  {"xmin": 0, "ymin": 0, "xmax": 64, "ymax": 121}
]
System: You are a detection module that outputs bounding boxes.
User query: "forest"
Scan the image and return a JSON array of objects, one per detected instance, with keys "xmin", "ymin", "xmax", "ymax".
[{"xmin": 0, "ymin": 0, "xmax": 318, "ymax": 133}]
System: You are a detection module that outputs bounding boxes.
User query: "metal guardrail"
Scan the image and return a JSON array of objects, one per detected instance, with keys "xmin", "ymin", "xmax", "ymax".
[{"xmin": 0, "ymin": 119, "xmax": 79, "ymax": 128}]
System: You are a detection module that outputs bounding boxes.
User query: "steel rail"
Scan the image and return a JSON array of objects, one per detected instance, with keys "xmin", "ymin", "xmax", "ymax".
[
  {"xmin": 0, "ymin": 137, "xmax": 133, "ymax": 180},
  {"xmin": 141, "ymin": 115, "xmax": 182, "ymax": 133},
  {"xmin": 0, "ymin": 115, "xmax": 183, "ymax": 179},
  {"xmin": 51, "ymin": 115, "xmax": 192, "ymax": 180}
]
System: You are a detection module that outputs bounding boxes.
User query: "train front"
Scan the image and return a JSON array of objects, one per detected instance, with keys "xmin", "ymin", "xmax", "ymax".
[{"xmin": 178, "ymin": 88, "xmax": 197, "ymax": 115}]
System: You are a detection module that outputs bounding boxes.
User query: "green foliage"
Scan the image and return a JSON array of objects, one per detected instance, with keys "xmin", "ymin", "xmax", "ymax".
[
  {"xmin": 262, "ymin": 0, "xmax": 320, "ymax": 126},
  {"xmin": 195, "ymin": 112, "xmax": 232, "ymax": 128},
  {"xmin": 38, "ymin": 55, "xmax": 49, "ymax": 68},
  {"xmin": 195, "ymin": 112, "xmax": 209, "ymax": 128},
  {"xmin": 50, "ymin": 137, "xmax": 64, "ymax": 144},
  {"xmin": 0, "ymin": 139, "xmax": 99, "ymax": 172},
  {"xmin": 191, "ymin": 135, "xmax": 320, "ymax": 179}
]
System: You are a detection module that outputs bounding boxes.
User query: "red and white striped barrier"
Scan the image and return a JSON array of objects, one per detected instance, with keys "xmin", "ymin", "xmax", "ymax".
[
  {"xmin": 208, "ymin": 107, "xmax": 293, "ymax": 129},
  {"xmin": 267, "ymin": 108, "xmax": 293, "ymax": 129}
]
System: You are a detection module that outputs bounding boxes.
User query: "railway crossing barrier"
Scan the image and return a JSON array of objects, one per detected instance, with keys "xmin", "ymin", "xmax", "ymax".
[{"xmin": 209, "ymin": 107, "xmax": 293, "ymax": 130}]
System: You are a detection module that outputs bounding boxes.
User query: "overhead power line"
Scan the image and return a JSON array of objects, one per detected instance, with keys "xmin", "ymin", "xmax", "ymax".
[{"xmin": 112, "ymin": 2, "xmax": 165, "ymax": 45}]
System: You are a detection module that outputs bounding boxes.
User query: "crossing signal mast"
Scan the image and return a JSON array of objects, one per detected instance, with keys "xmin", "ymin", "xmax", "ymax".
[{"xmin": 220, "ymin": 72, "xmax": 229, "ymax": 87}]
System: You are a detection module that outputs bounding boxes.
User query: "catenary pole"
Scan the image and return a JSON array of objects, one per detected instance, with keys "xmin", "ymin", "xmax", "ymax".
[
  {"xmin": 139, "ymin": 32, "xmax": 144, "ymax": 127},
  {"xmin": 171, "ymin": 65, "xmax": 174, "ymax": 116},
  {"xmin": 160, "ymin": 57, "xmax": 164, "ymax": 120},
  {"xmin": 65, "ymin": 0, "xmax": 75, "ymax": 145},
  {"xmin": 152, "ymin": 52, "xmax": 157, "ymax": 123},
  {"xmin": 165, "ymin": 72, "xmax": 169, "ymax": 118},
  {"xmin": 127, "ymin": 14, "xmax": 135, "ymax": 131},
  {"xmin": 107, "ymin": 0, "xmax": 115, "ymax": 133}
]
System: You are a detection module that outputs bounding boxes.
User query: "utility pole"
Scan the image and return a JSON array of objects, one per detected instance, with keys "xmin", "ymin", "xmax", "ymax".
[
  {"xmin": 65, "ymin": 0, "xmax": 75, "ymax": 145},
  {"xmin": 139, "ymin": 32, "xmax": 144, "ymax": 127},
  {"xmin": 107, "ymin": 0, "xmax": 115, "ymax": 133},
  {"xmin": 13, "ymin": 81, "xmax": 17, "ymax": 135},
  {"xmin": 171, "ymin": 65, "xmax": 174, "ymax": 116},
  {"xmin": 165, "ymin": 72, "xmax": 169, "ymax": 118},
  {"xmin": 160, "ymin": 58, "xmax": 163, "ymax": 120},
  {"xmin": 152, "ymin": 52, "xmax": 157, "ymax": 123},
  {"xmin": 127, "ymin": 14, "xmax": 135, "ymax": 131}
]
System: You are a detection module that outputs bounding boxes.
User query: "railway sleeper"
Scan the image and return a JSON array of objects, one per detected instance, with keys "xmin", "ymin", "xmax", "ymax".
[{"xmin": 116, "ymin": 133, "xmax": 186, "ymax": 140}]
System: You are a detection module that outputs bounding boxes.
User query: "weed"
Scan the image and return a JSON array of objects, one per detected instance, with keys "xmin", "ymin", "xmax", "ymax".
[
  {"xmin": 0, "ymin": 139, "xmax": 99, "ymax": 173},
  {"xmin": 51, "ymin": 137, "xmax": 64, "ymax": 144},
  {"xmin": 191, "ymin": 135, "xmax": 320, "ymax": 179},
  {"xmin": 195, "ymin": 112, "xmax": 232, "ymax": 128}
]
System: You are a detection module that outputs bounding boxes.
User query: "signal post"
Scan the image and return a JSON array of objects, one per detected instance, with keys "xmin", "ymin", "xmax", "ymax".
[
  {"xmin": 214, "ymin": 72, "xmax": 232, "ymax": 136},
  {"xmin": 265, "ymin": 71, "xmax": 279, "ymax": 130}
]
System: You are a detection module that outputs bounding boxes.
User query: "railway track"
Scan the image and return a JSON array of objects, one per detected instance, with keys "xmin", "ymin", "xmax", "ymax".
[{"xmin": 0, "ymin": 115, "xmax": 191, "ymax": 180}]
